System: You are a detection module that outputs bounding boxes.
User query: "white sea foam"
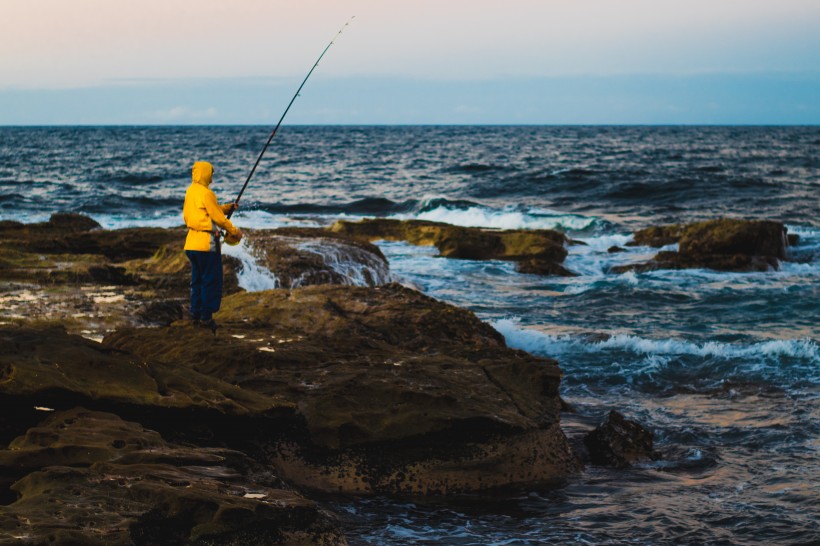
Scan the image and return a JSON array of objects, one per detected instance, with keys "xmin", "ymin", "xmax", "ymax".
[
  {"xmin": 295, "ymin": 240, "xmax": 394, "ymax": 287},
  {"xmin": 222, "ymin": 240, "xmax": 279, "ymax": 291},
  {"xmin": 394, "ymin": 205, "xmax": 598, "ymax": 232},
  {"xmin": 96, "ymin": 214, "xmax": 181, "ymax": 230},
  {"xmin": 231, "ymin": 210, "xmax": 325, "ymax": 229},
  {"xmin": 93, "ymin": 210, "xmax": 322, "ymax": 231},
  {"xmin": 786, "ymin": 224, "xmax": 820, "ymax": 239},
  {"xmin": 561, "ymin": 233, "xmax": 655, "ymax": 278},
  {"xmin": 491, "ymin": 318, "xmax": 820, "ymax": 361},
  {"xmin": 573, "ymin": 233, "xmax": 634, "ymax": 253}
]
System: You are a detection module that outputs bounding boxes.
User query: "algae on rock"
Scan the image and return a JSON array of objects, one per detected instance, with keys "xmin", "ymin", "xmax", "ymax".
[
  {"xmin": 330, "ymin": 218, "xmax": 574, "ymax": 276},
  {"xmin": 616, "ymin": 219, "xmax": 792, "ymax": 273}
]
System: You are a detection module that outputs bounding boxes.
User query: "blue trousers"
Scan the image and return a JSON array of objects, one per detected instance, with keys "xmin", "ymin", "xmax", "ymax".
[{"xmin": 186, "ymin": 250, "xmax": 223, "ymax": 321}]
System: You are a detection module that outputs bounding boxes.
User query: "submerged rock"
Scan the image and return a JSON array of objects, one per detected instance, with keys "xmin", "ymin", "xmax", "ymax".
[
  {"xmin": 583, "ymin": 410, "xmax": 655, "ymax": 468},
  {"xmin": 0, "ymin": 409, "xmax": 346, "ymax": 545},
  {"xmin": 616, "ymin": 219, "xmax": 791, "ymax": 273},
  {"xmin": 330, "ymin": 218, "xmax": 572, "ymax": 276},
  {"xmin": 103, "ymin": 283, "xmax": 579, "ymax": 495},
  {"xmin": 517, "ymin": 258, "xmax": 577, "ymax": 277}
]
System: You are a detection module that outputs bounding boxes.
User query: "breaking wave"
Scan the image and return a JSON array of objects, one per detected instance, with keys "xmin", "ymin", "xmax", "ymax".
[{"xmin": 492, "ymin": 318, "xmax": 819, "ymax": 361}]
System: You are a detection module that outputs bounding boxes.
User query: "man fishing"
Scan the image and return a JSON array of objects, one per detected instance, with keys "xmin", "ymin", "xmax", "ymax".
[
  {"xmin": 180, "ymin": 19, "xmax": 350, "ymax": 334},
  {"xmin": 183, "ymin": 161, "xmax": 243, "ymax": 333}
]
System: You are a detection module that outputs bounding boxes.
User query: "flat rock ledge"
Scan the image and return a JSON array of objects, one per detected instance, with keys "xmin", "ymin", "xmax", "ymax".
[{"xmin": 615, "ymin": 219, "xmax": 794, "ymax": 273}]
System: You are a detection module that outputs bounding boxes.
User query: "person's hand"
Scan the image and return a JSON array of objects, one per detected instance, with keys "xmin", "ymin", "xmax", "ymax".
[
  {"xmin": 227, "ymin": 202, "xmax": 239, "ymax": 214},
  {"xmin": 223, "ymin": 228, "xmax": 243, "ymax": 246}
]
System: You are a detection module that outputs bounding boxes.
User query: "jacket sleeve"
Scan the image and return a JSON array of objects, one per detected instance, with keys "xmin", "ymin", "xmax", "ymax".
[
  {"xmin": 220, "ymin": 203, "xmax": 234, "ymax": 215},
  {"xmin": 204, "ymin": 190, "xmax": 239, "ymax": 236}
]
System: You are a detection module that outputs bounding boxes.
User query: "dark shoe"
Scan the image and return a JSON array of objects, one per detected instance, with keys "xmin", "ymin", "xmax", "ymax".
[{"xmin": 200, "ymin": 319, "xmax": 218, "ymax": 335}]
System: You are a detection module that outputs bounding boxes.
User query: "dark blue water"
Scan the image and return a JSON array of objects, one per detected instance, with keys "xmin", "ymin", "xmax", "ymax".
[{"xmin": 1, "ymin": 126, "xmax": 818, "ymax": 545}]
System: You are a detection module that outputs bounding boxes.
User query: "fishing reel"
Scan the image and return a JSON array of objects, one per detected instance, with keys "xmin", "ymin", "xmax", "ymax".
[{"xmin": 221, "ymin": 229, "xmax": 242, "ymax": 246}]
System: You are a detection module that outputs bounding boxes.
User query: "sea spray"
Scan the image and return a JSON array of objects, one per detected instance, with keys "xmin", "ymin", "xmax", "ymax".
[
  {"xmin": 222, "ymin": 239, "xmax": 279, "ymax": 291},
  {"xmin": 295, "ymin": 239, "xmax": 394, "ymax": 287}
]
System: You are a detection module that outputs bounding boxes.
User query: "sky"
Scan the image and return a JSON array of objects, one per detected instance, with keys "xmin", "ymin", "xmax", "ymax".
[{"xmin": 1, "ymin": 0, "xmax": 818, "ymax": 124}]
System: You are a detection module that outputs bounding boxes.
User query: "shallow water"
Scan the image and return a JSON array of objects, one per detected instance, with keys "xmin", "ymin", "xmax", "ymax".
[{"xmin": 1, "ymin": 126, "xmax": 818, "ymax": 544}]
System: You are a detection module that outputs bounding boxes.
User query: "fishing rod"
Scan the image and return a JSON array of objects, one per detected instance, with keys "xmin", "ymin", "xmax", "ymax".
[{"xmin": 226, "ymin": 16, "xmax": 354, "ymax": 221}]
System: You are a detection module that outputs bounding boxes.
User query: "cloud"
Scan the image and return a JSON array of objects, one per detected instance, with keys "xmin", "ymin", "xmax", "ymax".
[
  {"xmin": 454, "ymin": 104, "xmax": 482, "ymax": 115},
  {"xmin": 149, "ymin": 106, "xmax": 219, "ymax": 122},
  {"xmin": 0, "ymin": 73, "xmax": 818, "ymax": 125}
]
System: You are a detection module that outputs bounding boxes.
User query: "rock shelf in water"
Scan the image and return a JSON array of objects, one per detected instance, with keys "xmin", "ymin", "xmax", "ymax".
[
  {"xmin": 330, "ymin": 218, "xmax": 576, "ymax": 276},
  {"xmin": 0, "ymin": 214, "xmax": 390, "ymax": 336},
  {"xmin": 616, "ymin": 218, "xmax": 794, "ymax": 273}
]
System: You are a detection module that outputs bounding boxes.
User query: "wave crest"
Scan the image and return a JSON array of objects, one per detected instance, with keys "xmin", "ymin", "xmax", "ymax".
[{"xmin": 491, "ymin": 318, "xmax": 819, "ymax": 361}]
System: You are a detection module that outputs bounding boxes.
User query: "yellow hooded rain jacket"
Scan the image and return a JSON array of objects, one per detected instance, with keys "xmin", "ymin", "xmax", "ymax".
[{"xmin": 183, "ymin": 161, "xmax": 240, "ymax": 252}]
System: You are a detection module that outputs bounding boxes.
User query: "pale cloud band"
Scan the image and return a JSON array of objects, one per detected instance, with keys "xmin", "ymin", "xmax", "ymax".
[{"xmin": 0, "ymin": 0, "xmax": 818, "ymax": 123}]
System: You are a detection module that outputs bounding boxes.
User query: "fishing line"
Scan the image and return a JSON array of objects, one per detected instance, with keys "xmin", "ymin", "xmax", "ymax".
[{"xmin": 227, "ymin": 16, "xmax": 355, "ymax": 221}]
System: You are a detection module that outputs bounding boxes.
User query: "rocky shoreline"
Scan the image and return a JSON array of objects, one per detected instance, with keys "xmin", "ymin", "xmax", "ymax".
[{"xmin": 0, "ymin": 214, "xmax": 792, "ymax": 544}]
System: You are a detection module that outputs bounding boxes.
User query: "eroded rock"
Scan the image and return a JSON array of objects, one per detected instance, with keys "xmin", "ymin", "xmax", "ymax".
[
  {"xmin": 583, "ymin": 410, "xmax": 654, "ymax": 468},
  {"xmin": 0, "ymin": 216, "xmax": 390, "ymax": 337},
  {"xmin": 626, "ymin": 224, "xmax": 682, "ymax": 248},
  {"xmin": 616, "ymin": 219, "xmax": 792, "ymax": 273},
  {"xmin": 0, "ymin": 409, "xmax": 346, "ymax": 545},
  {"xmin": 678, "ymin": 219, "xmax": 787, "ymax": 260}
]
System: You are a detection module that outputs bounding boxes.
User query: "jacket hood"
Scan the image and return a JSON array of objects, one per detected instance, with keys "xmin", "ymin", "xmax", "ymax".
[{"xmin": 192, "ymin": 161, "xmax": 214, "ymax": 187}]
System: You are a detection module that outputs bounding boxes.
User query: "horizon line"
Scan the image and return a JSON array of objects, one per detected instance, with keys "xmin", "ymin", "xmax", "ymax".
[{"xmin": 1, "ymin": 123, "xmax": 819, "ymax": 128}]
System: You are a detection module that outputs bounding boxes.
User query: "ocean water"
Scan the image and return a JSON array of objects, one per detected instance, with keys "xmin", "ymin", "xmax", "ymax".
[{"xmin": 1, "ymin": 126, "xmax": 818, "ymax": 545}]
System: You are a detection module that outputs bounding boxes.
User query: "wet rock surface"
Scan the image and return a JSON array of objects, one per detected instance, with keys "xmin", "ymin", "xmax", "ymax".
[
  {"xmin": 0, "ymin": 214, "xmax": 237, "ymax": 337},
  {"xmin": 583, "ymin": 411, "xmax": 655, "ymax": 468},
  {"xmin": 0, "ymin": 409, "xmax": 346, "ymax": 545},
  {"xmin": 0, "ymin": 282, "xmax": 579, "ymax": 536},
  {"xmin": 330, "ymin": 218, "xmax": 572, "ymax": 276},
  {"xmin": 0, "ymin": 325, "xmax": 293, "ymax": 425},
  {"xmin": 615, "ymin": 219, "xmax": 792, "ymax": 273},
  {"xmin": 104, "ymin": 283, "xmax": 579, "ymax": 495}
]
